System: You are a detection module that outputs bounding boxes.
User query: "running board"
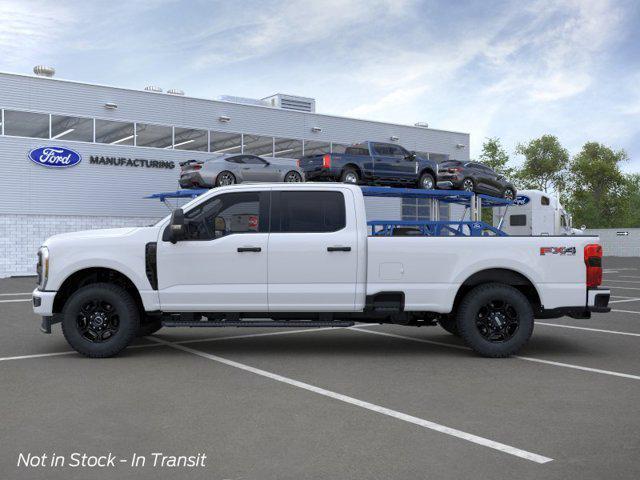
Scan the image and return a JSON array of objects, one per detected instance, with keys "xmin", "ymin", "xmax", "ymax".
[{"xmin": 162, "ymin": 320, "xmax": 355, "ymax": 328}]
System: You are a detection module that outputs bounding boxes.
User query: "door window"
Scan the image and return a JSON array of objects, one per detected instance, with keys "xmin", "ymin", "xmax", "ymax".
[
  {"xmin": 242, "ymin": 155, "xmax": 268, "ymax": 165},
  {"xmin": 182, "ymin": 192, "xmax": 266, "ymax": 240},
  {"xmin": 276, "ymin": 191, "xmax": 345, "ymax": 233},
  {"xmin": 510, "ymin": 215, "xmax": 527, "ymax": 226}
]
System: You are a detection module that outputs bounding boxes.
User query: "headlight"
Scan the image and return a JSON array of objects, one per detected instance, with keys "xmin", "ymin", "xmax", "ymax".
[{"xmin": 37, "ymin": 246, "xmax": 49, "ymax": 289}]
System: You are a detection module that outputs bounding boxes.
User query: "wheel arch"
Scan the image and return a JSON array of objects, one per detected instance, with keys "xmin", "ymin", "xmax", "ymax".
[
  {"xmin": 452, "ymin": 268, "xmax": 541, "ymax": 314},
  {"xmin": 342, "ymin": 163, "xmax": 363, "ymax": 178},
  {"xmin": 419, "ymin": 166, "xmax": 436, "ymax": 179},
  {"xmin": 53, "ymin": 267, "xmax": 144, "ymax": 315}
]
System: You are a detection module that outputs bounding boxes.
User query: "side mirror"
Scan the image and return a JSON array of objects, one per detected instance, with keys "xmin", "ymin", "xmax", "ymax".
[
  {"xmin": 169, "ymin": 208, "xmax": 185, "ymax": 244},
  {"xmin": 405, "ymin": 152, "xmax": 416, "ymax": 161}
]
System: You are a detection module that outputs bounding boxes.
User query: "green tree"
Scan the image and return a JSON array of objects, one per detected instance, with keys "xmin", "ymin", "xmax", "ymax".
[
  {"xmin": 478, "ymin": 137, "xmax": 514, "ymax": 177},
  {"xmin": 515, "ymin": 135, "xmax": 569, "ymax": 192},
  {"xmin": 565, "ymin": 142, "xmax": 628, "ymax": 228}
]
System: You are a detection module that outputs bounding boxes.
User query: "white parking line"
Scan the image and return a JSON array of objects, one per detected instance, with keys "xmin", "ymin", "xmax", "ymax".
[
  {"xmin": 612, "ymin": 309, "xmax": 640, "ymax": 315},
  {"xmin": 606, "ymin": 286, "xmax": 640, "ymax": 291},
  {"xmin": 0, "ymin": 298, "xmax": 31, "ymax": 303},
  {"xmin": 536, "ymin": 322, "xmax": 640, "ymax": 337},
  {"xmin": 603, "ymin": 279, "xmax": 640, "ymax": 285},
  {"xmin": 0, "ymin": 326, "xmax": 355, "ymax": 362},
  {"xmin": 609, "ymin": 297, "xmax": 640, "ymax": 304},
  {"xmin": 617, "ymin": 275, "xmax": 640, "ymax": 279},
  {"xmin": 348, "ymin": 328, "xmax": 640, "ymax": 381},
  {"xmin": 0, "ymin": 292, "xmax": 33, "ymax": 296},
  {"xmin": 147, "ymin": 336, "xmax": 553, "ymax": 464}
]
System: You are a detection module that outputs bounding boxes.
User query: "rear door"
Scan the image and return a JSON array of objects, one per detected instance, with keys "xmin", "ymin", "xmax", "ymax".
[
  {"xmin": 267, "ymin": 188, "xmax": 359, "ymax": 311},
  {"xmin": 372, "ymin": 143, "xmax": 416, "ymax": 183}
]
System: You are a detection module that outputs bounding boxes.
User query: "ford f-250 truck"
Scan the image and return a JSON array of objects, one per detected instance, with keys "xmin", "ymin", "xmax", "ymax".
[
  {"xmin": 33, "ymin": 183, "xmax": 610, "ymax": 358},
  {"xmin": 298, "ymin": 141, "xmax": 442, "ymax": 189}
]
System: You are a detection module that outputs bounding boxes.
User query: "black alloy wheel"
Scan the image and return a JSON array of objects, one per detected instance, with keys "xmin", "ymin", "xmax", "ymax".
[
  {"xmin": 77, "ymin": 299, "xmax": 120, "ymax": 343},
  {"xmin": 475, "ymin": 299, "xmax": 519, "ymax": 342}
]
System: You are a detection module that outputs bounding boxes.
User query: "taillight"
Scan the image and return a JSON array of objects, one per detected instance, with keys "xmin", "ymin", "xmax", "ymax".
[
  {"xmin": 322, "ymin": 154, "xmax": 331, "ymax": 168},
  {"xmin": 448, "ymin": 167, "xmax": 462, "ymax": 173},
  {"xmin": 192, "ymin": 164, "xmax": 202, "ymax": 170},
  {"xmin": 584, "ymin": 244, "xmax": 603, "ymax": 288}
]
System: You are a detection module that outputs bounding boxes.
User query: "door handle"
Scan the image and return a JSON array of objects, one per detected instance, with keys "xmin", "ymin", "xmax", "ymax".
[
  {"xmin": 327, "ymin": 246, "xmax": 351, "ymax": 252},
  {"xmin": 237, "ymin": 247, "xmax": 261, "ymax": 252}
]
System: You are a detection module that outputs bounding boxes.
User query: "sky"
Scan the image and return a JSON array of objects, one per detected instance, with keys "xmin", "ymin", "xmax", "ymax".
[{"xmin": 1, "ymin": 0, "xmax": 639, "ymax": 171}]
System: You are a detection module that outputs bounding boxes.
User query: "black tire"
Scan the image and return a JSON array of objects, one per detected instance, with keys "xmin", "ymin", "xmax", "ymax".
[
  {"xmin": 284, "ymin": 171, "xmax": 303, "ymax": 183},
  {"xmin": 462, "ymin": 178, "xmax": 475, "ymax": 192},
  {"xmin": 438, "ymin": 315, "xmax": 459, "ymax": 336},
  {"xmin": 418, "ymin": 172, "xmax": 436, "ymax": 190},
  {"xmin": 215, "ymin": 171, "xmax": 236, "ymax": 187},
  {"xmin": 61, "ymin": 283, "xmax": 140, "ymax": 358},
  {"xmin": 137, "ymin": 318, "xmax": 162, "ymax": 337},
  {"xmin": 340, "ymin": 167, "xmax": 360, "ymax": 184},
  {"xmin": 503, "ymin": 187, "xmax": 515, "ymax": 200},
  {"xmin": 456, "ymin": 283, "xmax": 534, "ymax": 358}
]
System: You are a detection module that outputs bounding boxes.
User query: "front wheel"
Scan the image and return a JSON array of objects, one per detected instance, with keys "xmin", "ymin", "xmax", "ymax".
[
  {"xmin": 61, "ymin": 283, "xmax": 140, "ymax": 358},
  {"xmin": 456, "ymin": 283, "xmax": 534, "ymax": 357},
  {"xmin": 284, "ymin": 171, "xmax": 303, "ymax": 182},
  {"xmin": 418, "ymin": 172, "xmax": 436, "ymax": 190}
]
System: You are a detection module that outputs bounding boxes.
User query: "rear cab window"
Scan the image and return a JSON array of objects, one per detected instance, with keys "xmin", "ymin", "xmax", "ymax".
[{"xmin": 273, "ymin": 191, "xmax": 346, "ymax": 233}]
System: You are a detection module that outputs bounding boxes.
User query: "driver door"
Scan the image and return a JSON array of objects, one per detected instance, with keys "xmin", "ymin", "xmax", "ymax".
[
  {"xmin": 156, "ymin": 190, "xmax": 270, "ymax": 312},
  {"xmin": 239, "ymin": 155, "xmax": 275, "ymax": 182}
]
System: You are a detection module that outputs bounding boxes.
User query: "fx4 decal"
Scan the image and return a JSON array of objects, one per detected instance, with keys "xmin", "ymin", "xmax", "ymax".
[{"xmin": 540, "ymin": 246, "xmax": 577, "ymax": 256}]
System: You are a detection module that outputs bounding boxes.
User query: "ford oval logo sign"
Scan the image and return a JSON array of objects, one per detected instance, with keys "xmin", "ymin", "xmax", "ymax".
[
  {"xmin": 28, "ymin": 146, "xmax": 82, "ymax": 168},
  {"xmin": 513, "ymin": 195, "xmax": 530, "ymax": 206}
]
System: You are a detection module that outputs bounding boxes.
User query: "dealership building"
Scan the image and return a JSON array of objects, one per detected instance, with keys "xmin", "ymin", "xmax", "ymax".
[{"xmin": 0, "ymin": 69, "xmax": 470, "ymax": 277}]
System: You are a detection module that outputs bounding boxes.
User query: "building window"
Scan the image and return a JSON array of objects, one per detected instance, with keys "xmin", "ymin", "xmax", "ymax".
[
  {"xmin": 95, "ymin": 119, "xmax": 135, "ymax": 145},
  {"xmin": 331, "ymin": 143, "xmax": 349, "ymax": 154},
  {"xmin": 243, "ymin": 134, "xmax": 274, "ymax": 156},
  {"xmin": 303, "ymin": 140, "xmax": 330, "ymax": 156},
  {"xmin": 50, "ymin": 114, "xmax": 93, "ymax": 142},
  {"xmin": 210, "ymin": 131, "xmax": 242, "ymax": 154},
  {"xmin": 173, "ymin": 127, "xmax": 208, "ymax": 151},
  {"xmin": 3, "ymin": 110, "xmax": 49, "ymax": 138},
  {"xmin": 273, "ymin": 137, "xmax": 303, "ymax": 158},
  {"xmin": 136, "ymin": 123, "xmax": 173, "ymax": 148}
]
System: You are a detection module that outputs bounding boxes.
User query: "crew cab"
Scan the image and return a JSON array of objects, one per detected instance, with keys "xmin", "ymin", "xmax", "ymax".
[
  {"xmin": 298, "ymin": 141, "xmax": 441, "ymax": 189},
  {"xmin": 33, "ymin": 183, "xmax": 610, "ymax": 358}
]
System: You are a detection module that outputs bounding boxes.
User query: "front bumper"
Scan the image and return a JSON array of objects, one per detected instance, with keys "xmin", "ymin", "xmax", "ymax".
[{"xmin": 32, "ymin": 288, "xmax": 59, "ymax": 333}]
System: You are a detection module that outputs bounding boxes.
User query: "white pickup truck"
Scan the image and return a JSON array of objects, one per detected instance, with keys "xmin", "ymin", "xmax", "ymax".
[{"xmin": 33, "ymin": 183, "xmax": 610, "ymax": 358}]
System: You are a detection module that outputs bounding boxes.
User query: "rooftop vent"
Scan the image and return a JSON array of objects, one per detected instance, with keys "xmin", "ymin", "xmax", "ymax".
[
  {"xmin": 262, "ymin": 94, "xmax": 316, "ymax": 113},
  {"xmin": 218, "ymin": 95, "xmax": 270, "ymax": 107},
  {"xmin": 33, "ymin": 65, "xmax": 55, "ymax": 77},
  {"xmin": 414, "ymin": 122, "xmax": 429, "ymax": 128},
  {"xmin": 167, "ymin": 88, "xmax": 185, "ymax": 96},
  {"xmin": 144, "ymin": 85, "xmax": 163, "ymax": 93}
]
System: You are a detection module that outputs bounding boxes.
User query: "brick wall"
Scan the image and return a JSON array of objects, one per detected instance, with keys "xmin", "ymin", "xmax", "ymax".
[{"xmin": 0, "ymin": 214, "xmax": 160, "ymax": 277}]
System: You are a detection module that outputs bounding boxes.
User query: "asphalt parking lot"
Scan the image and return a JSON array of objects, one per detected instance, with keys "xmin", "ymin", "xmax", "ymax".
[{"xmin": 1, "ymin": 257, "xmax": 639, "ymax": 480}]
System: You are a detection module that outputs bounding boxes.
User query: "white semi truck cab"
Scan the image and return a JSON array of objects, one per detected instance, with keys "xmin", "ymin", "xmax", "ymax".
[
  {"xmin": 494, "ymin": 189, "xmax": 582, "ymax": 236},
  {"xmin": 33, "ymin": 183, "xmax": 610, "ymax": 358}
]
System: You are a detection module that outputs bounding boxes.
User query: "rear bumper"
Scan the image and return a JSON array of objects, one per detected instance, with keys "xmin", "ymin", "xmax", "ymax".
[
  {"xmin": 436, "ymin": 176, "xmax": 464, "ymax": 189},
  {"xmin": 536, "ymin": 287, "xmax": 610, "ymax": 319},
  {"xmin": 302, "ymin": 167, "xmax": 340, "ymax": 181},
  {"xmin": 179, "ymin": 172, "xmax": 208, "ymax": 188}
]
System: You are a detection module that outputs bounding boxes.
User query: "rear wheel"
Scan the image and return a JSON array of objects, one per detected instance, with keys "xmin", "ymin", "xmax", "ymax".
[
  {"xmin": 61, "ymin": 283, "xmax": 139, "ymax": 358},
  {"xmin": 462, "ymin": 178, "xmax": 475, "ymax": 192},
  {"xmin": 503, "ymin": 187, "xmax": 515, "ymax": 200},
  {"xmin": 456, "ymin": 283, "xmax": 534, "ymax": 357},
  {"xmin": 215, "ymin": 171, "xmax": 236, "ymax": 186},
  {"xmin": 284, "ymin": 171, "xmax": 303, "ymax": 182},
  {"xmin": 341, "ymin": 168, "xmax": 359, "ymax": 184},
  {"xmin": 418, "ymin": 172, "xmax": 436, "ymax": 190}
]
